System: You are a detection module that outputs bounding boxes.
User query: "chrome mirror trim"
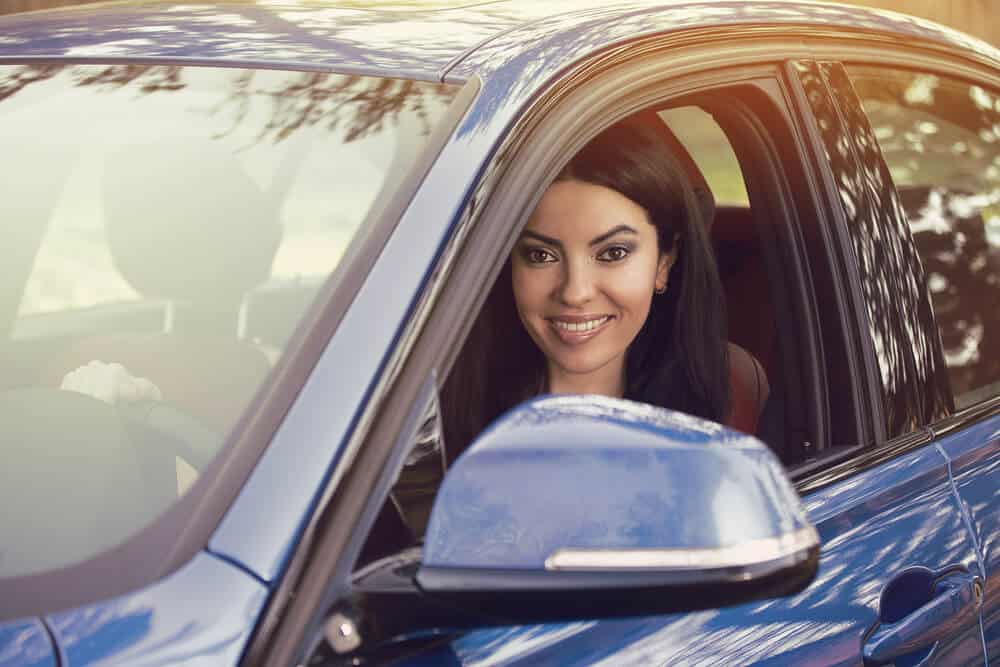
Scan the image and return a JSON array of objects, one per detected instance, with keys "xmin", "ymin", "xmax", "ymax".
[{"xmin": 545, "ymin": 526, "xmax": 819, "ymax": 572}]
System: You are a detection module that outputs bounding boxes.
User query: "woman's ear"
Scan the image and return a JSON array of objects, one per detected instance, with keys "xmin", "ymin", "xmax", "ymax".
[
  {"xmin": 655, "ymin": 236, "xmax": 680, "ymax": 293},
  {"xmin": 655, "ymin": 249, "xmax": 675, "ymax": 293}
]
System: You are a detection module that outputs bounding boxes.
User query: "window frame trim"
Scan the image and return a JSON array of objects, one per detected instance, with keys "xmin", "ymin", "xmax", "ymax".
[
  {"xmin": 784, "ymin": 58, "xmax": 892, "ymax": 449},
  {"xmin": 703, "ymin": 87, "xmax": 833, "ymax": 465}
]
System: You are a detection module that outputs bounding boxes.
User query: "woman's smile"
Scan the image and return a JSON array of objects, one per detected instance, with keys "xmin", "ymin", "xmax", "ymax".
[{"xmin": 548, "ymin": 314, "xmax": 615, "ymax": 345}]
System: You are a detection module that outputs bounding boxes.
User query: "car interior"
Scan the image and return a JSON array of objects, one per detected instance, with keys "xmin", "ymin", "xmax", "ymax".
[
  {"xmin": 0, "ymin": 62, "xmax": 455, "ymax": 584},
  {"xmin": 0, "ymin": 144, "xmax": 312, "ymax": 578}
]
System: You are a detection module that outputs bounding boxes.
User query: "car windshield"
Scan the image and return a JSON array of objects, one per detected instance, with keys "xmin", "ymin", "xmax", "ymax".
[{"xmin": 0, "ymin": 64, "xmax": 458, "ymax": 577}]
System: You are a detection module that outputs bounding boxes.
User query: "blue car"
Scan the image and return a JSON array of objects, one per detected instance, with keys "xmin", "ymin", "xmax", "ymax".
[{"xmin": 1, "ymin": 1, "xmax": 998, "ymax": 665}]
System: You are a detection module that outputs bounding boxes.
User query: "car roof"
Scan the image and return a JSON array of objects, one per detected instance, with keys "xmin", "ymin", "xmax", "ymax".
[
  {"xmin": 0, "ymin": 0, "xmax": 533, "ymax": 81},
  {"xmin": 0, "ymin": 0, "xmax": 997, "ymax": 83}
]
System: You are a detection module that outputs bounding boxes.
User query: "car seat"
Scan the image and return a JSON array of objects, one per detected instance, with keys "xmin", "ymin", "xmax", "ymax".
[
  {"xmin": 637, "ymin": 111, "xmax": 772, "ymax": 435},
  {"xmin": 42, "ymin": 142, "xmax": 281, "ymax": 430}
]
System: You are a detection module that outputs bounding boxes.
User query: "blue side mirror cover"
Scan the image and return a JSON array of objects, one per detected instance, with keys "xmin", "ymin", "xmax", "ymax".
[{"xmin": 419, "ymin": 395, "xmax": 818, "ymax": 604}]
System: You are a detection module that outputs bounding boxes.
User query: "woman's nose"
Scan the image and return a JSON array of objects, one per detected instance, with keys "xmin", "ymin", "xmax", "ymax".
[{"xmin": 557, "ymin": 260, "xmax": 596, "ymax": 306}]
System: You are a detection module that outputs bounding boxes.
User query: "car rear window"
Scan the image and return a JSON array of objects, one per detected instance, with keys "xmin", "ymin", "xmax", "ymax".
[
  {"xmin": 0, "ymin": 64, "xmax": 458, "ymax": 577},
  {"xmin": 848, "ymin": 66, "xmax": 1000, "ymax": 412}
]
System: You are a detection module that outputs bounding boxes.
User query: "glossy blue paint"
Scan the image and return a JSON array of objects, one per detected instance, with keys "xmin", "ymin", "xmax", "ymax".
[
  {"xmin": 424, "ymin": 395, "xmax": 808, "ymax": 569},
  {"xmin": 402, "ymin": 440, "xmax": 986, "ymax": 666},
  {"xmin": 862, "ymin": 566, "xmax": 982, "ymax": 664},
  {"xmin": 3, "ymin": 1, "xmax": 994, "ymax": 86},
  {"xmin": 0, "ymin": 619, "xmax": 55, "ymax": 667},
  {"xmin": 44, "ymin": 551, "xmax": 267, "ymax": 666},
  {"xmin": 935, "ymin": 412, "xmax": 1000, "ymax": 660},
  {"xmin": 0, "ymin": 0, "xmax": 514, "ymax": 81},
  {"xmin": 452, "ymin": 0, "xmax": 1000, "ymax": 82}
]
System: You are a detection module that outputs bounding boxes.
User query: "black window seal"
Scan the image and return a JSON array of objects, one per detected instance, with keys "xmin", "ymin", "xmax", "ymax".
[
  {"xmin": 703, "ymin": 83, "xmax": 832, "ymax": 466},
  {"xmin": 794, "ymin": 427, "xmax": 935, "ymax": 496},
  {"xmin": 931, "ymin": 395, "xmax": 1000, "ymax": 438},
  {"xmin": 0, "ymin": 62, "xmax": 477, "ymax": 620},
  {"xmin": 782, "ymin": 58, "xmax": 885, "ymax": 451}
]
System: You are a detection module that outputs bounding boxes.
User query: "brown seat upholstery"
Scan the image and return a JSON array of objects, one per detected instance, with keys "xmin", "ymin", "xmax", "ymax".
[
  {"xmin": 726, "ymin": 342, "xmax": 770, "ymax": 435},
  {"xmin": 713, "ymin": 206, "xmax": 778, "ymax": 384},
  {"xmin": 640, "ymin": 112, "xmax": 774, "ymax": 435}
]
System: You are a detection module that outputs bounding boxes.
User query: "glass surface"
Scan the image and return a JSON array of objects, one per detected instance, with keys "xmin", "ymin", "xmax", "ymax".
[
  {"xmin": 659, "ymin": 106, "xmax": 749, "ymax": 207},
  {"xmin": 795, "ymin": 60, "xmax": 953, "ymax": 439},
  {"xmin": 0, "ymin": 64, "xmax": 457, "ymax": 577},
  {"xmin": 849, "ymin": 66, "xmax": 1000, "ymax": 411}
]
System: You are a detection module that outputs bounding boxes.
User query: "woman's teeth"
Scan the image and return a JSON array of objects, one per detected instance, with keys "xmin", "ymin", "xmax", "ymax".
[{"xmin": 552, "ymin": 316, "xmax": 610, "ymax": 332}]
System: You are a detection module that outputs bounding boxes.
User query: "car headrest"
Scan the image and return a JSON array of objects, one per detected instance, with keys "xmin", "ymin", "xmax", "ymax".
[
  {"xmin": 102, "ymin": 142, "xmax": 282, "ymax": 306},
  {"xmin": 632, "ymin": 110, "xmax": 716, "ymax": 228}
]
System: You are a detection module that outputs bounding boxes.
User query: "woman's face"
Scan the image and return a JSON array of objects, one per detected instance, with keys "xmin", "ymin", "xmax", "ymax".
[{"xmin": 512, "ymin": 179, "xmax": 674, "ymax": 395}]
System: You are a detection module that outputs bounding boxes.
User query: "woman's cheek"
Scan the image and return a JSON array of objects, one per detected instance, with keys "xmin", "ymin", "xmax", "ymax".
[
  {"xmin": 511, "ymin": 266, "xmax": 551, "ymax": 323},
  {"xmin": 609, "ymin": 262, "xmax": 658, "ymax": 312}
]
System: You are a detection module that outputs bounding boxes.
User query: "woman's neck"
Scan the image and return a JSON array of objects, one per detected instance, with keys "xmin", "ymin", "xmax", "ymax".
[{"xmin": 546, "ymin": 359, "xmax": 626, "ymax": 398}]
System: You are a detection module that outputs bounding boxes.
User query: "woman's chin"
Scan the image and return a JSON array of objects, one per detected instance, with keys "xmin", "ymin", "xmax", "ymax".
[{"xmin": 546, "ymin": 353, "xmax": 624, "ymax": 391}]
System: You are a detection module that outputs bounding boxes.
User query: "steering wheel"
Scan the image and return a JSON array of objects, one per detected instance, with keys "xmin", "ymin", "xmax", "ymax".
[
  {"xmin": 0, "ymin": 387, "xmax": 222, "ymax": 578},
  {"xmin": 116, "ymin": 398, "xmax": 220, "ymax": 471}
]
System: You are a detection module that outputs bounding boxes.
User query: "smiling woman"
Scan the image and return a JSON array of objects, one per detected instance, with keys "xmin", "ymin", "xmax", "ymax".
[{"xmin": 441, "ymin": 118, "xmax": 758, "ymax": 462}]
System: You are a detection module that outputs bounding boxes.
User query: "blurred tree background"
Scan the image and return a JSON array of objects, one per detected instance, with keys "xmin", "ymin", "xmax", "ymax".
[
  {"xmin": 2, "ymin": 0, "xmax": 98, "ymax": 12},
  {"xmin": 0, "ymin": 0, "xmax": 996, "ymax": 46},
  {"xmin": 838, "ymin": 0, "xmax": 997, "ymax": 46}
]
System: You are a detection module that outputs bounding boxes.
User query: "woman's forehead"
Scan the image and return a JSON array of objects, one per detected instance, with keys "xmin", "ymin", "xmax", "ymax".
[{"xmin": 524, "ymin": 179, "xmax": 653, "ymax": 240}]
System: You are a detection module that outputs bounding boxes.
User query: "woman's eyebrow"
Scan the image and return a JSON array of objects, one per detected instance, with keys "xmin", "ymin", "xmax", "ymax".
[
  {"xmin": 520, "ymin": 230, "xmax": 562, "ymax": 247},
  {"xmin": 589, "ymin": 224, "xmax": 637, "ymax": 246},
  {"xmin": 519, "ymin": 224, "xmax": 637, "ymax": 247}
]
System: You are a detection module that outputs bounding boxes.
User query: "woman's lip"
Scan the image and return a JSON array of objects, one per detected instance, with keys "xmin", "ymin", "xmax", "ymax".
[
  {"xmin": 549, "ymin": 314, "xmax": 612, "ymax": 324},
  {"xmin": 547, "ymin": 315, "xmax": 614, "ymax": 345}
]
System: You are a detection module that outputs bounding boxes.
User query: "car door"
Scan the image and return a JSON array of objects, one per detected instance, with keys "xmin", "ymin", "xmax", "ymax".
[
  {"xmin": 0, "ymin": 619, "xmax": 56, "ymax": 667},
  {"xmin": 245, "ymin": 29, "xmax": 989, "ymax": 667},
  {"xmin": 843, "ymin": 61, "xmax": 1000, "ymax": 661},
  {"xmin": 400, "ymin": 59, "xmax": 986, "ymax": 667}
]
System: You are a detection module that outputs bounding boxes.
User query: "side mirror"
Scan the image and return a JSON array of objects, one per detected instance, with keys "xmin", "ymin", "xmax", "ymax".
[{"xmin": 352, "ymin": 395, "xmax": 818, "ymax": 644}]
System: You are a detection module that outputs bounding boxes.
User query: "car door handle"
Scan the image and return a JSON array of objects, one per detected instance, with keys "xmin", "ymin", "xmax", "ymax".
[{"xmin": 863, "ymin": 568, "xmax": 983, "ymax": 665}]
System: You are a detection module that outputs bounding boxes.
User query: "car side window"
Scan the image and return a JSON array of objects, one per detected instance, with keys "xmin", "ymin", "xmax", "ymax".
[
  {"xmin": 847, "ymin": 66, "xmax": 1000, "ymax": 411},
  {"xmin": 794, "ymin": 61, "xmax": 954, "ymax": 440}
]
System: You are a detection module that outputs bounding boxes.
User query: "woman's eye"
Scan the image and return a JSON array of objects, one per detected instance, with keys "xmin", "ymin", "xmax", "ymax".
[
  {"xmin": 598, "ymin": 245, "xmax": 630, "ymax": 262},
  {"xmin": 525, "ymin": 247, "xmax": 557, "ymax": 264}
]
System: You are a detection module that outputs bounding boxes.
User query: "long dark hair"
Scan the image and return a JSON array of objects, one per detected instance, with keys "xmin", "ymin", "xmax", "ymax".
[{"xmin": 442, "ymin": 118, "xmax": 729, "ymax": 460}]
